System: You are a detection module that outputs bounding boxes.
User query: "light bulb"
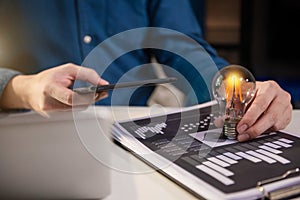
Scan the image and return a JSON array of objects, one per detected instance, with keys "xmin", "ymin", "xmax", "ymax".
[{"xmin": 212, "ymin": 65, "xmax": 256, "ymax": 140}]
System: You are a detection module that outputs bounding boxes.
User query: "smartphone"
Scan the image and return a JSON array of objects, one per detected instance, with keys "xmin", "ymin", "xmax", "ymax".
[{"xmin": 73, "ymin": 77, "xmax": 177, "ymax": 94}]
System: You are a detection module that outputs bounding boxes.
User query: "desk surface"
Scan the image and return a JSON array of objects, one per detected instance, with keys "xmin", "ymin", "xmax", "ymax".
[{"xmin": 101, "ymin": 107, "xmax": 300, "ymax": 200}]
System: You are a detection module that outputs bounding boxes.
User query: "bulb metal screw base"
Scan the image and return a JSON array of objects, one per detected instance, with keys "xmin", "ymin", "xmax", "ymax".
[{"xmin": 222, "ymin": 118, "xmax": 240, "ymax": 140}]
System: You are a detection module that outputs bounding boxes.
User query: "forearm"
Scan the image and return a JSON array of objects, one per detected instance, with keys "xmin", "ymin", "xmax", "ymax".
[{"xmin": 0, "ymin": 74, "xmax": 33, "ymax": 110}]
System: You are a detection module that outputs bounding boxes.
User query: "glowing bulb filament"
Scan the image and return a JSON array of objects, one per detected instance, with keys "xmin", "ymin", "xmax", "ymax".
[{"xmin": 225, "ymin": 74, "xmax": 243, "ymax": 103}]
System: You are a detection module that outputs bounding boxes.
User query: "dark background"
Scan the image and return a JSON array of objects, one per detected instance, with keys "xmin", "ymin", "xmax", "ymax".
[{"xmin": 190, "ymin": 0, "xmax": 300, "ymax": 108}]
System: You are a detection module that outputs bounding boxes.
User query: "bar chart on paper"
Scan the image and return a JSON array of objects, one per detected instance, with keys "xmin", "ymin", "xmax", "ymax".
[{"xmin": 113, "ymin": 102, "xmax": 300, "ymax": 199}]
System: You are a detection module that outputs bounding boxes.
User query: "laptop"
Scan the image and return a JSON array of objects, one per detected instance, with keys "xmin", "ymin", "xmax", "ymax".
[{"xmin": 0, "ymin": 107, "xmax": 112, "ymax": 199}]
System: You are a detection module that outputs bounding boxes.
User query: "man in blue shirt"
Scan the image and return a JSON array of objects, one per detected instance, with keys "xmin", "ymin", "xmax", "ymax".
[{"xmin": 0, "ymin": 0, "xmax": 292, "ymax": 142}]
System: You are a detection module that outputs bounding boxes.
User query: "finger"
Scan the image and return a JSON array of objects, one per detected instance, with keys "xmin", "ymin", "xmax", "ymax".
[
  {"xmin": 48, "ymin": 83, "xmax": 108, "ymax": 107},
  {"xmin": 63, "ymin": 64, "xmax": 109, "ymax": 86},
  {"xmin": 242, "ymin": 104, "xmax": 278, "ymax": 140},
  {"xmin": 271, "ymin": 105, "xmax": 292, "ymax": 131},
  {"xmin": 94, "ymin": 91, "xmax": 109, "ymax": 101},
  {"xmin": 97, "ymin": 77, "xmax": 109, "ymax": 86},
  {"xmin": 238, "ymin": 92, "xmax": 292, "ymax": 142},
  {"xmin": 42, "ymin": 100, "xmax": 72, "ymax": 111},
  {"xmin": 244, "ymin": 83, "xmax": 292, "ymax": 135},
  {"xmin": 46, "ymin": 84, "xmax": 74, "ymax": 106},
  {"xmin": 44, "ymin": 95, "xmax": 89, "ymax": 112},
  {"xmin": 265, "ymin": 90, "xmax": 293, "ymax": 131},
  {"xmin": 34, "ymin": 95, "xmax": 72, "ymax": 115},
  {"xmin": 214, "ymin": 116, "xmax": 224, "ymax": 128},
  {"xmin": 265, "ymin": 97, "xmax": 292, "ymax": 132},
  {"xmin": 237, "ymin": 82, "xmax": 276, "ymax": 133},
  {"xmin": 72, "ymin": 92, "xmax": 96, "ymax": 106},
  {"xmin": 37, "ymin": 110, "xmax": 51, "ymax": 118}
]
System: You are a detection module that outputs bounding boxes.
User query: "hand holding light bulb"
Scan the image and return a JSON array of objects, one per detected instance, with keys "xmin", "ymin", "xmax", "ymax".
[
  {"xmin": 212, "ymin": 65, "xmax": 293, "ymax": 141},
  {"xmin": 212, "ymin": 65, "xmax": 256, "ymax": 139}
]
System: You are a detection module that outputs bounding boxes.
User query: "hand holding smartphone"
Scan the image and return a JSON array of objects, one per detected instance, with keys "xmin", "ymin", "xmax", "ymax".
[{"xmin": 73, "ymin": 77, "xmax": 177, "ymax": 94}]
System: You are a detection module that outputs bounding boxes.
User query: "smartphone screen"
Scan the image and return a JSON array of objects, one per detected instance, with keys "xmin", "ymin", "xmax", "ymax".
[{"xmin": 73, "ymin": 77, "xmax": 177, "ymax": 94}]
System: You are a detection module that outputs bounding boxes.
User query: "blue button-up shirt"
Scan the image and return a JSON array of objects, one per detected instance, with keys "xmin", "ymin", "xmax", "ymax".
[{"xmin": 0, "ymin": 0, "xmax": 228, "ymax": 106}]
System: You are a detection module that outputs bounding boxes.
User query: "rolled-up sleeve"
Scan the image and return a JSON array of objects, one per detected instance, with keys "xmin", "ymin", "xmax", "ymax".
[{"xmin": 0, "ymin": 68, "xmax": 21, "ymax": 98}]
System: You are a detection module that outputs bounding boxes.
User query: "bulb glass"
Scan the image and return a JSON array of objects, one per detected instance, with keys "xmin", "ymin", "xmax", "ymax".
[{"xmin": 212, "ymin": 65, "xmax": 256, "ymax": 139}]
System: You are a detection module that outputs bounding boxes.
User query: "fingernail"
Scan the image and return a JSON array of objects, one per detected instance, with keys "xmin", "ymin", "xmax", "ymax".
[
  {"xmin": 238, "ymin": 134, "xmax": 250, "ymax": 142},
  {"xmin": 99, "ymin": 79, "xmax": 109, "ymax": 85},
  {"xmin": 237, "ymin": 124, "xmax": 248, "ymax": 134},
  {"xmin": 39, "ymin": 111, "xmax": 50, "ymax": 118}
]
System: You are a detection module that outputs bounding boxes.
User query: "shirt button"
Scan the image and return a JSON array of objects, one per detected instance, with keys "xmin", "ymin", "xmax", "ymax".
[{"xmin": 83, "ymin": 35, "xmax": 92, "ymax": 44}]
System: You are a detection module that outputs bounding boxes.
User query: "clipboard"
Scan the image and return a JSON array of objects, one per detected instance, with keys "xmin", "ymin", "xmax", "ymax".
[
  {"xmin": 112, "ymin": 101, "xmax": 300, "ymax": 200},
  {"xmin": 257, "ymin": 168, "xmax": 300, "ymax": 199}
]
